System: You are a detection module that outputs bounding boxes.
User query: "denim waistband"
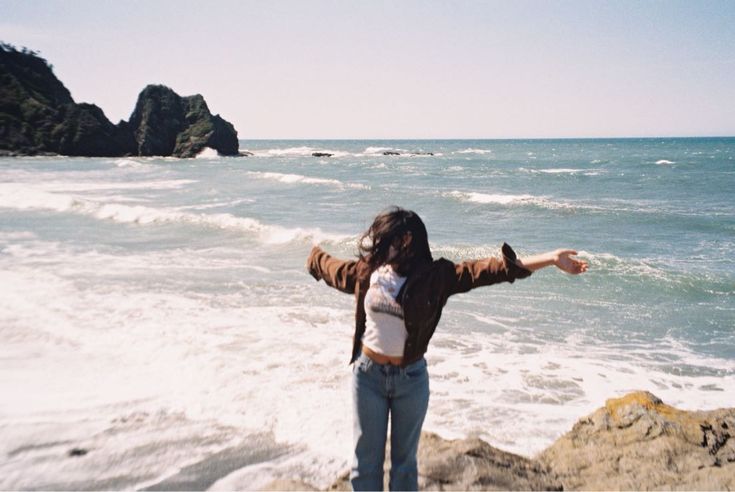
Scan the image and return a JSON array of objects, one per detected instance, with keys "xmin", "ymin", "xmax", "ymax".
[{"xmin": 355, "ymin": 351, "xmax": 427, "ymax": 375}]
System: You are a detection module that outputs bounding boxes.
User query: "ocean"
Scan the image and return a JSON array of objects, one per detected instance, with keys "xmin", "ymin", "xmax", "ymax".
[{"xmin": 1, "ymin": 138, "xmax": 733, "ymax": 489}]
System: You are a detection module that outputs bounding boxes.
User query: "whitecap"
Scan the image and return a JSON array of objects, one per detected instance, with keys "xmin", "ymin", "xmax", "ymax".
[
  {"xmin": 538, "ymin": 168, "xmax": 582, "ymax": 174},
  {"xmin": 455, "ymin": 148, "xmax": 492, "ymax": 155},
  {"xmin": 113, "ymin": 158, "xmax": 148, "ymax": 168},
  {"xmin": 0, "ymin": 183, "xmax": 350, "ymax": 245},
  {"xmin": 444, "ymin": 190, "xmax": 573, "ymax": 210},
  {"xmin": 38, "ymin": 180, "xmax": 197, "ymax": 192},
  {"xmin": 655, "ymin": 159, "xmax": 675, "ymax": 165},
  {"xmin": 246, "ymin": 171, "xmax": 369, "ymax": 190},
  {"xmin": 362, "ymin": 146, "xmax": 396, "ymax": 155},
  {"xmin": 175, "ymin": 198, "xmax": 255, "ymax": 211}
]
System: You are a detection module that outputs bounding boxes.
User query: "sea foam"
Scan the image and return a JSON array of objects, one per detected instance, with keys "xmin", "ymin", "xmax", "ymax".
[
  {"xmin": 0, "ymin": 183, "xmax": 349, "ymax": 245},
  {"xmin": 245, "ymin": 171, "xmax": 369, "ymax": 190},
  {"xmin": 455, "ymin": 148, "xmax": 493, "ymax": 155},
  {"xmin": 444, "ymin": 190, "xmax": 573, "ymax": 210}
]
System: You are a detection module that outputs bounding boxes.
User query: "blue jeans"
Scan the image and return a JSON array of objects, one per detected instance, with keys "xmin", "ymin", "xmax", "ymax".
[{"xmin": 350, "ymin": 353, "xmax": 430, "ymax": 491}]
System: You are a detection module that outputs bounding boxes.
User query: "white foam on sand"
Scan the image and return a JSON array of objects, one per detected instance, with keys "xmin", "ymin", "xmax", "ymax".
[{"xmin": 0, "ymin": 259, "xmax": 355, "ymax": 489}]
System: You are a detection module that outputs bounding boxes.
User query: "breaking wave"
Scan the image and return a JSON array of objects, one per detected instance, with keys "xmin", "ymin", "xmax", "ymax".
[
  {"xmin": 444, "ymin": 190, "xmax": 575, "ymax": 210},
  {"xmin": 454, "ymin": 148, "xmax": 493, "ymax": 155},
  {"xmin": 0, "ymin": 183, "xmax": 349, "ymax": 245},
  {"xmin": 245, "ymin": 171, "xmax": 369, "ymax": 190}
]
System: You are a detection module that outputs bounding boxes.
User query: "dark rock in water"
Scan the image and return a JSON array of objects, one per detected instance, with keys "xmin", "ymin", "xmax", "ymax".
[
  {"xmin": 412, "ymin": 151, "xmax": 434, "ymax": 156},
  {"xmin": 128, "ymin": 85, "xmax": 238, "ymax": 158},
  {"xmin": 0, "ymin": 43, "xmax": 239, "ymax": 158},
  {"xmin": 312, "ymin": 152, "xmax": 333, "ymax": 157},
  {"xmin": 68, "ymin": 448, "xmax": 88, "ymax": 457},
  {"xmin": 382, "ymin": 151, "xmax": 401, "ymax": 155},
  {"xmin": 239, "ymin": 150, "xmax": 254, "ymax": 157}
]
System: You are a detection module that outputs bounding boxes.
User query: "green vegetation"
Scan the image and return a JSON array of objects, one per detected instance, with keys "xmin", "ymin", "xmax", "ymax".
[{"xmin": 0, "ymin": 42, "xmax": 238, "ymax": 157}]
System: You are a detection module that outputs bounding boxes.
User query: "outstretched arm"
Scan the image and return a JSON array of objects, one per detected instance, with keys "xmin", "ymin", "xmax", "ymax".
[
  {"xmin": 306, "ymin": 245, "xmax": 362, "ymax": 294},
  {"xmin": 516, "ymin": 249, "xmax": 588, "ymax": 275}
]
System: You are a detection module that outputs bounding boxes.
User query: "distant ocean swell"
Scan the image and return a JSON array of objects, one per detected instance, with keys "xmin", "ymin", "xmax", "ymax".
[{"xmin": 1, "ymin": 181, "xmax": 728, "ymax": 304}]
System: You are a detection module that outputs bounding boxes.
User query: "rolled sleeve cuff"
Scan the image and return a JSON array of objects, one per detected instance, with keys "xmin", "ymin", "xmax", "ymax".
[
  {"xmin": 307, "ymin": 245, "xmax": 323, "ymax": 281},
  {"xmin": 501, "ymin": 242, "xmax": 533, "ymax": 281}
]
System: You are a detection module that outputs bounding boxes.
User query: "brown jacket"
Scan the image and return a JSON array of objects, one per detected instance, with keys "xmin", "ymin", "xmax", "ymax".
[{"xmin": 306, "ymin": 243, "xmax": 533, "ymax": 367}]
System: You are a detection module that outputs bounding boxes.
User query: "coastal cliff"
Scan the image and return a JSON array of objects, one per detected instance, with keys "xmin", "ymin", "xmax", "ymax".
[
  {"xmin": 0, "ymin": 43, "xmax": 238, "ymax": 157},
  {"xmin": 268, "ymin": 392, "xmax": 734, "ymax": 491}
]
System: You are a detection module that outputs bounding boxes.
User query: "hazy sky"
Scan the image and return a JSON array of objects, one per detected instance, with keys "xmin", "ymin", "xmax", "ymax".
[{"xmin": 2, "ymin": 0, "xmax": 734, "ymax": 139}]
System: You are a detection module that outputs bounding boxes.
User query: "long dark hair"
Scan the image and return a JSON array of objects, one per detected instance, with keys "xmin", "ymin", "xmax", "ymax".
[{"xmin": 358, "ymin": 206, "xmax": 433, "ymax": 276}]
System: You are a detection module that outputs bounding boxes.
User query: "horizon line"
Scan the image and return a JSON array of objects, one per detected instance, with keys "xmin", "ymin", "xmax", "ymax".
[{"xmin": 238, "ymin": 135, "xmax": 735, "ymax": 141}]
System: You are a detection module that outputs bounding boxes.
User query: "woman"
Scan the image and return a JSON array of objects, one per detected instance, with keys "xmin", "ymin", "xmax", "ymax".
[{"xmin": 306, "ymin": 207, "xmax": 587, "ymax": 491}]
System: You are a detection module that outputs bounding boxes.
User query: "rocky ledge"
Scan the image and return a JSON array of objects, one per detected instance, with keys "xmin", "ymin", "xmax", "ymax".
[
  {"xmin": 0, "ymin": 43, "xmax": 238, "ymax": 158},
  {"xmin": 266, "ymin": 392, "xmax": 734, "ymax": 491}
]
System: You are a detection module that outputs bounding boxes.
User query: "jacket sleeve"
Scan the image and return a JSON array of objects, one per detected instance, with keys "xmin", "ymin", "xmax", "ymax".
[
  {"xmin": 306, "ymin": 245, "xmax": 361, "ymax": 294},
  {"xmin": 449, "ymin": 243, "xmax": 532, "ymax": 296}
]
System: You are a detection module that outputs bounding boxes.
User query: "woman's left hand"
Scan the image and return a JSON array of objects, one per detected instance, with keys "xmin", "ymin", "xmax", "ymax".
[{"xmin": 554, "ymin": 250, "xmax": 588, "ymax": 275}]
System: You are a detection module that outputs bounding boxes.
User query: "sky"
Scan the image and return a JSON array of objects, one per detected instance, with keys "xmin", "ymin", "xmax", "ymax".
[{"xmin": 2, "ymin": 0, "xmax": 734, "ymax": 139}]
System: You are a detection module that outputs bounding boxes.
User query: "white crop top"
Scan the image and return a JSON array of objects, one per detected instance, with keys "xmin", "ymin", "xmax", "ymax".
[{"xmin": 361, "ymin": 264, "xmax": 408, "ymax": 357}]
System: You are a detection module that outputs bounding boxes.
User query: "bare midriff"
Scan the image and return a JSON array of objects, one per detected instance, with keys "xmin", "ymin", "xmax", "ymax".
[{"xmin": 362, "ymin": 345, "xmax": 403, "ymax": 366}]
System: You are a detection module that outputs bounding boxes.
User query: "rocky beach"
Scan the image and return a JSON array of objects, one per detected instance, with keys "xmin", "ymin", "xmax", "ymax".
[{"xmin": 264, "ymin": 392, "xmax": 734, "ymax": 491}]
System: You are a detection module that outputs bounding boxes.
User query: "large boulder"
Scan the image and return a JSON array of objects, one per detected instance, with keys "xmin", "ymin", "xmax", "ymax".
[
  {"xmin": 539, "ymin": 391, "xmax": 735, "ymax": 490},
  {"xmin": 326, "ymin": 432, "xmax": 561, "ymax": 491},
  {"xmin": 310, "ymin": 393, "xmax": 735, "ymax": 491},
  {"xmin": 128, "ymin": 85, "xmax": 238, "ymax": 158}
]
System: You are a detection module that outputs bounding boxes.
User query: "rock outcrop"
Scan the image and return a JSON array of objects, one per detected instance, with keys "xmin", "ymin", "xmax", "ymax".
[
  {"xmin": 262, "ymin": 392, "xmax": 734, "ymax": 491},
  {"xmin": 128, "ymin": 85, "xmax": 238, "ymax": 158},
  {"xmin": 325, "ymin": 432, "xmax": 561, "ymax": 491},
  {"xmin": 0, "ymin": 43, "xmax": 238, "ymax": 158},
  {"xmin": 0, "ymin": 44, "xmax": 136, "ymax": 156},
  {"xmin": 540, "ymin": 391, "xmax": 735, "ymax": 490}
]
